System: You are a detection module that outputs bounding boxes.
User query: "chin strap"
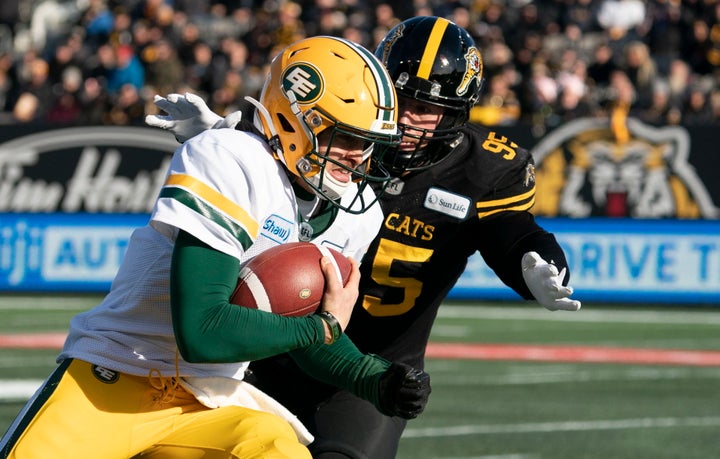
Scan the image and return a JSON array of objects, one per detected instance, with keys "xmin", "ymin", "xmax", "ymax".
[
  {"xmin": 244, "ymin": 96, "xmax": 284, "ymax": 163},
  {"xmin": 286, "ymin": 90, "xmax": 319, "ymax": 154}
]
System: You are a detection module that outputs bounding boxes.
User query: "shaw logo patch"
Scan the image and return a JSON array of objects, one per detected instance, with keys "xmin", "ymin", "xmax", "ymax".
[
  {"xmin": 92, "ymin": 365, "xmax": 119, "ymax": 384},
  {"xmin": 261, "ymin": 214, "xmax": 293, "ymax": 243},
  {"xmin": 424, "ymin": 187, "xmax": 471, "ymax": 219}
]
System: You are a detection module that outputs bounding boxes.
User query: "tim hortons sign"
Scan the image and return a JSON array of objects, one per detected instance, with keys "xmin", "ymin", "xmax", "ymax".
[{"xmin": 0, "ymin": 126, "xmax": 178, "ymax": 213}]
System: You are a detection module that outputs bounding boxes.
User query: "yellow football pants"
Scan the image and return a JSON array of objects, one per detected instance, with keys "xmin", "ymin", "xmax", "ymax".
[{"xmin": 2, "ymin": 359, "xmax": 310, "ymax": 458}]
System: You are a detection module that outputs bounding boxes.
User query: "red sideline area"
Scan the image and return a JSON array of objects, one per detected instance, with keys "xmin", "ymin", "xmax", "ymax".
[
  {"xmin": 0, "ymin": 333, "xmax": 67, "ymax": 349},
  {"xmin": 2, "ymin": 334, "xmax": 720, "ymax": 366},
  {"xmin": 426, "ymin": 342, "xmax": 720, "ymax": 366}
]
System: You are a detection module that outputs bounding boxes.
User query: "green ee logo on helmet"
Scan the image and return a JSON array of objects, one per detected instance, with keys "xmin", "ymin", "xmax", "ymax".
[{"xmin": 281, "ymin": 63, "xmax": 325, "ymax": 104}]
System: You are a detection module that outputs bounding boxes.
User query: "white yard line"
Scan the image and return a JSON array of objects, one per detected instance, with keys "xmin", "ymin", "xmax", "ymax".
[
  {"xmin": 0, "ymin": 295, "xmax": 101, "ymax": 310},
  {"xmin": 428, "ymin": 365, "xmax": 720, "ymax": 386},
  {"xmin": 438, "ymin": 304, "xmax": 720, "ymax": 325},
  {"xmin": 402, "ymin": 416, "xmax": 720, "ymax": 438},
  {"xmin": 0, "ymin": 379, "xmax": 42, "ymax": 401}
]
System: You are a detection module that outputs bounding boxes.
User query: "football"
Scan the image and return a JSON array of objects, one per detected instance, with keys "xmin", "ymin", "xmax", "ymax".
[{"xmin": 230, "ymin": 242, "xmax": 352, "ymax": 317}]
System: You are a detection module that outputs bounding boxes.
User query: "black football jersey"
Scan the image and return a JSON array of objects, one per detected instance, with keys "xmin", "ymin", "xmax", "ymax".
[{"xmin": 347, "ymin": 123, "xmax": 568, "ymax": 368}]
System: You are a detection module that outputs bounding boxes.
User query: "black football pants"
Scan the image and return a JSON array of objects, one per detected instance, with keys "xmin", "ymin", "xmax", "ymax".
[{"xmin": 247, "ymin": 355, "xmax": 407, "ymax": 459}]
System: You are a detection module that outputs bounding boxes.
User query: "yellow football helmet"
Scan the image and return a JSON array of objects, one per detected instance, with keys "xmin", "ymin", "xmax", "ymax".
[{"xmin": 247, "ymin": 36, "xmax": 400, "ymax": 213}]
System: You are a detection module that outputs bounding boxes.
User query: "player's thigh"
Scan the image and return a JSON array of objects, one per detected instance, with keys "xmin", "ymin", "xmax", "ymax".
[
  {"xmin": 138, "ymin": 405, "xmax": 311, "ymax": 459},
  {"xmin": 308, "ymin": 390, "xmax": 407, "ymax": 459},
  {"xmin": 1, "ymin": 359, "xmax": 158, "ymax": 459}
]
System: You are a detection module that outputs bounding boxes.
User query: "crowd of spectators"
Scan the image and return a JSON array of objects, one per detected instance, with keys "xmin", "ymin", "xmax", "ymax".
[{"xmin": 0, "ymin": 0, "xmax": 717, "ymax": 131}]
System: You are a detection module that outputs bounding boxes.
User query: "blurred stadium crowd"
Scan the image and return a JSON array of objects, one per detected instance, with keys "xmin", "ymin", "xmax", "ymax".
[{"xmin": 0, "ymin": 0, "xmax": 717, "ymax": 129}]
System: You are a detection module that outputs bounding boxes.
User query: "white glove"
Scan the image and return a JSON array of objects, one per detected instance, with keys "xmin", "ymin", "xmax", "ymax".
[
  {"xmin": 521, "ymin": 251, "xmax": 581, "ymax": 312},
  {"xmin": 144, "ymin": 92, "xmax": 242, "ymax": 143}
]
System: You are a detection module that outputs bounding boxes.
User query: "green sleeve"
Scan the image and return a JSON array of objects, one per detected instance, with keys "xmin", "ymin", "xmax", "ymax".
[
  {"xmin": 171, "ymin": 230, "xmax": 326, "ymax": 363},
  {"xmin": 289, "ymin": 334, "xmax": 391, "ymax": 404}
]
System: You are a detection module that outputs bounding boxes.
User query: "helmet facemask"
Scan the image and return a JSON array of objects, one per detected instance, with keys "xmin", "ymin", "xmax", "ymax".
[
  {"xmin": 290, "ymin": 99, "xmax": 396, "ymax": 213},
  {"xmin": 384, "ymin": 90, "xmax": 468, "ymax": 175}
]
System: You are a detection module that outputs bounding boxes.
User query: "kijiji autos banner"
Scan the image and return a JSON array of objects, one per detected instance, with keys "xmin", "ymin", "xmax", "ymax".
[{"xmin": 0, "ymin": 213, "xmax": 148, "ymax": 291}]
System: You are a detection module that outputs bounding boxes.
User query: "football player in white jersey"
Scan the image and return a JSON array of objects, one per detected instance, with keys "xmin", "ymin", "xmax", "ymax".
[
  {"xmin": 0, "ymin": 36, "xmax": 431, "ymax": 459},
  {"xmin": 143, "ymin": 17, "xmax": 581, "ymax": 459}
]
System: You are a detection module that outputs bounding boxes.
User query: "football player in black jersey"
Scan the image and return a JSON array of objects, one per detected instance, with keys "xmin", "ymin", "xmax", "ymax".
[{"xmin": 147, "ymin": 16, "xmax": 580, "ymax": 459}]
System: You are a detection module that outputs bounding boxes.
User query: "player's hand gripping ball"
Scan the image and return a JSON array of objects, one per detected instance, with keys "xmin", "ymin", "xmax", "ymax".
[{"xmin": 230, "ymin": 242, "xmax": 352, "ymax": 317}]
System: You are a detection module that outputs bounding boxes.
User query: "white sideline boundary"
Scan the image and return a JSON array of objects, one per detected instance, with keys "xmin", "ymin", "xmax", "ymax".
[
  {"xmin": 0, "ymin": 379, "xmax": 42, "ymax": 401},
  {"xmin": 438, "ymin": 304, "xmax": 720, "ymax": 325},
  {"xmin": 402, "ymin": 416, "xmax": 720, "ymax": 438}
]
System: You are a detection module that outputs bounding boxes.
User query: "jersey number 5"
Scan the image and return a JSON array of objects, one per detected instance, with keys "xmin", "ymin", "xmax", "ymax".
[{"xmin": 361, "ymin": 239, "xmax": 433, "ymax": 317}]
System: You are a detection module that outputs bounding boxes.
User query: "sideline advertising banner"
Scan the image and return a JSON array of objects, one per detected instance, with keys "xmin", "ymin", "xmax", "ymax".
[
  {"xmin": 2, "ymin": 214, "xmax": 719, "ymax": 304},
  {"xmin": 0, "ymin": 125, "xmax": 176, "ymax": 213},
  {"xmin": 0, "ymin": 213, "xmax": 148, "ymax": 291},
  {"xmin": 0, "ymin": 124, "xmax": 176, "ymax": 292},
  {"xmin": 1, "ymin": 122, "xmax": 719, "ymax": 304},
  {"xmin": 451, "ymin": 218, "xmax": 720, "ymax": 305}
]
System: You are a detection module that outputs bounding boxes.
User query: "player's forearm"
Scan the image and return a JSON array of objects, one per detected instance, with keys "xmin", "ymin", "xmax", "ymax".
[
  {"xmin": 170, "ymin": 230, "xmax": 325, "ymax": 363},
  {"xmin": 479, "ymin": 211, "xmax": 570, "ymax": 299},
  {"xmin": 289, "ymin": 335, "xmax": 390, "ymax": 402}
]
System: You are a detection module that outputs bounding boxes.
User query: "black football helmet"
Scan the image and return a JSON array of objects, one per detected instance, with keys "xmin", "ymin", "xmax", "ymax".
[{"xmin": 374, "ymin": 16, "xmax": 484, "ymax": 175}]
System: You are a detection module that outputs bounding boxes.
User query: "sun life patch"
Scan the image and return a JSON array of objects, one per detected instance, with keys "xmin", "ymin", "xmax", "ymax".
[{"xmin": 423, "ymin": 187, "xmax": 471, "ymax": 219}]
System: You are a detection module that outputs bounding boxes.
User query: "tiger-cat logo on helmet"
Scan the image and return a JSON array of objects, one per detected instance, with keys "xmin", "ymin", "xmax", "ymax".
[
  {"xmin": 281, "ymin": 63, "xmax": 324, "ymax": 104},
  {"xmin": 457, "ymin": 47, "xmax": 482, "ymax": 96},
  {"xmin": 379, "ymin": 24, "xmax": 405, "ymax": 64}
]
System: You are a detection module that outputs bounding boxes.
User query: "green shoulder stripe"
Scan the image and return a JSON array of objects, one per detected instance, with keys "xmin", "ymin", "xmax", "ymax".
[{"xmin": 160, "ymin": 186, "xmax": 255, "ymax": 250}]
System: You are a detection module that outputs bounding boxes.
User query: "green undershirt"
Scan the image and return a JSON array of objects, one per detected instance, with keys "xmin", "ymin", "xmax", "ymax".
[{"xmin": 170, "ymin": 230, "xmax": 390, "ymax": 400}]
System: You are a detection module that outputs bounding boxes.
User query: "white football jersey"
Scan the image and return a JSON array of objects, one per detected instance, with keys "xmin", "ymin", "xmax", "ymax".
[{"xmin": 59, "ymin": 128, "xmax": 383, "ymax": 380}]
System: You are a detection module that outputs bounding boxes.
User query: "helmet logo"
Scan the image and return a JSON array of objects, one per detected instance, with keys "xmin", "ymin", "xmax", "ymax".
[
  {"xmin": 457, "ymin": 47, "xmax": 482, "ymax": 96},
  {"xmin": 379, "ymin": 24, "xmax": 405, "ymax": 64},
  {"xmin": 282, "ymin": 63, "xmax": 324, "ymax": 103}
]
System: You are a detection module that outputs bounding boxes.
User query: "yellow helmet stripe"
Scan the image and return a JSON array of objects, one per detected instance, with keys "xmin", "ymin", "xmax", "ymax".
[{"xmin": 418, "ymin": 18, "xmax": 449, "ymax": 79}]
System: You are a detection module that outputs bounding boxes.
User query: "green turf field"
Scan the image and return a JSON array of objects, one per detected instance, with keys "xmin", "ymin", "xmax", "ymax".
[{"xmin": 1, "ymin": 294, "xmax": 719, "ymax": 458}]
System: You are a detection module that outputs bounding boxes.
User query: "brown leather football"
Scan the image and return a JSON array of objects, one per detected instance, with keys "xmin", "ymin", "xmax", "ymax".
[{"xmin": 230, "ymin": 242, "xmax": 352, "ymax": 317}]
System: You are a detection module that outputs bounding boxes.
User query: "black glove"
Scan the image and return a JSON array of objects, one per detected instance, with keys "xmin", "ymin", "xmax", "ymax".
[{"xmin": 377, "ymin": 362, "xmax": 431, "ymax": 419}]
